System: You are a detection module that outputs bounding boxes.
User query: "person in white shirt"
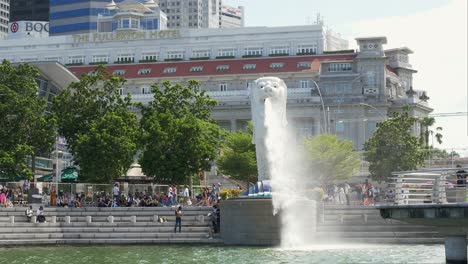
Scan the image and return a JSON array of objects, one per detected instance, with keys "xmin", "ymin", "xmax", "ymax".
[
  {"xmin": 112, "ymin": 184, "xmax": 120, "ymax": 204},
  {"xmin": 183, "ymin": 186, "xmax": 190, "ymax": 205}
]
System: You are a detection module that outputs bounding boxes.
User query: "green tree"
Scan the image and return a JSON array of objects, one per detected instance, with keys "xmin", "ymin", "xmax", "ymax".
[
  {"xmin": 304, "ymin": 134, "xmax": 360, "ymax": 185},
  {"xmin": 364, "ymin": 108, "xmax": 427, "ymax": 182},
  {"xmin": 52, "ymin": 66, "xmax": 138, "ymax": 183},
  {"xmin": 0, "ymin": 60, "xmax": 56, "ymax": 180},
  {"xmin": 216, "ymin": 124, "xmax": 257, "ymax": 185},
  {"xmin": 138, "ymin": 81, "xmax": 222, "ymax": 184}
]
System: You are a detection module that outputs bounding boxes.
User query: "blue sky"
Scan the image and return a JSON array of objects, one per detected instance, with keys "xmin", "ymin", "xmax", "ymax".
[
  {"xmin": 225, "ymin": 0, "xmax": 468, "ymax": 155},
  {"xmin": 224, "ymin": 0, "xmax": 449, "ymax": 28}
]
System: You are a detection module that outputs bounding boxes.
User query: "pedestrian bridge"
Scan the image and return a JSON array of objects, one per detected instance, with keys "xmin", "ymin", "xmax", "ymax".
[{"xmin": 379, "ymin": 167, "xmax": 468, "ymax": 263}]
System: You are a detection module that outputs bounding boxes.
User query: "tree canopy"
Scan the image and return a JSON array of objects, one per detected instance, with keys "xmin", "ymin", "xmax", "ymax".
[
  {"xmin": 138, "ymin": 81, "xmax": 222, "ymax": 184},
  {"xmin": 52, "ymin": 66, "xmax": 138, "ymax": 183},
  {"xmin": 304, "ymin": 134, "xmax": 360, "ymax": 185},
  {"xmin": 216, "ymin": 124, "xmax": 257, "ymax": 185},
  {"xmin": 364, "ymin": 108, "xmax": 427, "ymax": 182},
  {"xmin": 0, "ymin": 60, "xmax": 56, "ymax": 180}
]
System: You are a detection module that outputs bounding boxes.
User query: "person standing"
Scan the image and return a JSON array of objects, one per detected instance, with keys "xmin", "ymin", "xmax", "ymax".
[
  {"xmin": 112, "ymin": 184, "xmax": 120, "ymax": 204},
  {"xmin": 174, "ymin": 206, "xmax": 182, "ymax": 233},
  {"xmin": 183, "ymin": 185, "xmax": 190, "ymax": 205},
  {"xmin": 456, "ymin": 165, "xmax": 467, "ymax": 187}
]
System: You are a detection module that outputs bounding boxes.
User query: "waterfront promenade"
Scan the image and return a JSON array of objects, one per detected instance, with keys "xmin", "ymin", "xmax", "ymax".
[{"xmin": 0, "ymin": 206, "xmax": 221, "ymax": 245}]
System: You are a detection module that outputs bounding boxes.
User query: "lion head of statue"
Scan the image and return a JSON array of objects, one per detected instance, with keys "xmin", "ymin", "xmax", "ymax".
[{"xmin": 252, "ymin": 77, "xmax": 287, "ymax": 103}]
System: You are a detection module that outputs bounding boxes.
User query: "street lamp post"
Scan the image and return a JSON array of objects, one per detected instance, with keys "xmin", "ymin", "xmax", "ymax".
[
  {"xmin": 359, "ymin": 103, "xmax": 387, "ymax": 119},
  {"xmin": 311, "ymin": 80, "xmax": 328, "ymax": 134}
]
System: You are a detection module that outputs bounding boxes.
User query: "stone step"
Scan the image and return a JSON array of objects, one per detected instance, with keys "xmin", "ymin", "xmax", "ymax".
[
  {"xmin": 319, "ymin": 219, "xmax": 404, "ymax": 225},
  {"xmin": 0, "ymin": 210, "xmax": 211, "ymax": 217},
  {"xmin": 322, "ymin": 214, "xmax": 383, "ymax": 221},
  {"xmin": 0, "ymin": 215, "xmax": 208, "ymax": 223},
  {"xmin": 0, "ymin": 226, "xmax": 211, "ymax": 233},
  {"xmin": 0, "ymin": 222, "xmax": 210, "ymax": 227},
  {"xmin": 0, "ymin": 238, "xmax": 223, "ymax": 246},
  {"xmin": 0, "ymin": 232, "xmax": 211, "ymax": 240},
  {"xmin": 315, "ymin": 231, "xmax": 442, "ymax": 238},
  {"xmin": 317, "ymin": 225, "xmax": 437, "ymax": 232}
]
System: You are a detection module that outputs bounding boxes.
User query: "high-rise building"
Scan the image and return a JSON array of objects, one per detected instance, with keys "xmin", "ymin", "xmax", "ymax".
[
  {"xmin": 9, "ymin": 0, "xmax": 49, "ymax": 22},
  {"xmin": 158, "ymin": 0, "xmax": 219, "ymax": 29},
  {"xmin": 158, "ymin": 0, "xmax": 244, "ymax": 29},
  {"xmin": 219, "ymin": 4, "xmax": 244, "ymax": 28},
  {"xmin": 0, "ymin": 0, "xmax": 9, "ymax": 39}
]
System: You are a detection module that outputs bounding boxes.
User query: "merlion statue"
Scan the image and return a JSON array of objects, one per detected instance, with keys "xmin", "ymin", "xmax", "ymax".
[{"xmin": 250, "ymin": 77, "xmax": 288, "ymax": 182}]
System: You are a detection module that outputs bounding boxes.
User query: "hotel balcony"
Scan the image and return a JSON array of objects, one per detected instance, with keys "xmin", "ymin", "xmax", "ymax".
[{"xmin": 128, "ymin": 88, "xmax": 322, "ymax": 106}]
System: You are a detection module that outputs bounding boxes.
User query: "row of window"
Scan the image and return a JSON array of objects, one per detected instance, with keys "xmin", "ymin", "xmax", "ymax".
[
  {"xmin": 108, "ymin": 62, "xmax": 314, "ymax": 77},
  {"xmin": 117, "ymin": 80, "xmax": 312, "ymax": 95},
  {"xmin": 13, "ymin": 45, "xmax": 320, "ymax": 64}
]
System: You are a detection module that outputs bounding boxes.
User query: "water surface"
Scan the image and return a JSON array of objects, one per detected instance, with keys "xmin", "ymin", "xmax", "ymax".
[{"xmin": 0, "ymin": 244, "xmax": 445, "ymax": 264}]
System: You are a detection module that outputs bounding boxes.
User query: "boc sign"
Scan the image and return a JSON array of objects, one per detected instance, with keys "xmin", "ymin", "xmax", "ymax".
[{"xmin": 8, "ymin": 21, "xmax": 49, "ymax": 35}]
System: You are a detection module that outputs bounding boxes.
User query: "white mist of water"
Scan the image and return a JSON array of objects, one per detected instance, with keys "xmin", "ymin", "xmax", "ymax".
[{"xmin": 263, "ymin": 95, "xmax": 318, "ymax": 248}]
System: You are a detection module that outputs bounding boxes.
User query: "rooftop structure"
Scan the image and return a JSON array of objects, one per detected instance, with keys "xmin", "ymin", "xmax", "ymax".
[{"xmin": 0, "ymin": 0, "xmax": 9, "ymax": 39}]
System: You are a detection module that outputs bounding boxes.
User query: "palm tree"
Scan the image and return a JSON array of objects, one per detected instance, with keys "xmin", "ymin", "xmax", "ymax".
[
  {"xmin": 435, "ymin": 127, "xmax": 443, "ymax": 145},
  {"xmin": 420, "ymin": 117, "xmax": 435, "ymax": 146}
]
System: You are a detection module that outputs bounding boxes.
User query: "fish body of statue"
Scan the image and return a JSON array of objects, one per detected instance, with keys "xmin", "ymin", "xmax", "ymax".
[{"xmin": 250, "ymin": 77, "xmax": 287, "ymax": 182}]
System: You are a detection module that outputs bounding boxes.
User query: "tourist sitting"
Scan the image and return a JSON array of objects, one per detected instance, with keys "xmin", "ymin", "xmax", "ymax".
[
  {"xmin": 25, "ymin": 206, "xmax": 34, "ymax": 221},
  {"xmin": 111, "ymin": 198, "xmax": 118, "ymax": 207},
  {"xmin": 97, "ymin": 198, "xmax": 106, "ymax": 208},
  {"xmin": 36, "ymin": 206, "xmax": 46, "ymax": 223}
]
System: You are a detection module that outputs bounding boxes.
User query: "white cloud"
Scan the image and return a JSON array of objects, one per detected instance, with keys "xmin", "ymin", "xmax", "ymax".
[{"xmin": 348, "ymin": 0, "xmax": 468, "ymax": 156}]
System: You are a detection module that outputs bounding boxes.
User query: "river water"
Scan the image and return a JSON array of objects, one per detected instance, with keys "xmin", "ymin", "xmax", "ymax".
[{"xmin": 0, "ymin": 244, "xmax": 445, "ymax": 264}]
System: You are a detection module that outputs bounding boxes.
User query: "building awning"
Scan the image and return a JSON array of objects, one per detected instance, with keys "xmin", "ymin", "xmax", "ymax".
[
  {"xmin": 31, "ymin": 61, "xmax": 79, "ymax": 89},
  {"xmin": 37, "ymin": 174, "xmax": 54, "ymax": 182},
  {"xmin": 61, "ymin": 167, "xmax": 78, "ymax": 182}
]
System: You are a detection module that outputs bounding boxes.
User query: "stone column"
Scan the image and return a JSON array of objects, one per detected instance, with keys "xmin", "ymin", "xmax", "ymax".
[
  {"xmin": 230, "ymin": 119, "xmax": 237, "ymax": 132},
  {"xmin": 445, "ymin": 236, "xmax": 467, "ymax": 264}
]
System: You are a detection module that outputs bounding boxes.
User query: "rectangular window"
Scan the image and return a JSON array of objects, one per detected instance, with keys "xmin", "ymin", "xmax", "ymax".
[
  {"xmin": 216, "ymin": 65, "xmax": 230, "ymax": 71},
  {"xmin": 191, "ymin": 50, "xmax": 211, "ymax": 58},
  {"xmin": 297, "ymin": 62, "xmax": 311, "ymax": 69},
  {"xmin": 163, "ymin": 67, "xmax": 177, "ymax": 73},
  {"xmin": 141, "ymin": 87, "xmax": 151, "ymax": 94},
  {"xmin": 20, "ymin": 57, "xmax": 38, "ymax": 62},
  {"xmin": 113, "ymin": 70, "xmax": 126, "ymax": 76},
  {"xmin": 244, "ymin": 47, "xmax": 263, "ymax": 56},
  {"xmin": 335, "ymin": 122, "xmax": 345, "ymax": 134},
  {"xmin": 297, "ymin": 44, "xmax": 317, "ymax": 55},
  {"xmin": 141, "ymin": 52, "xmax": 159, "ymax": 62},
  {"xmin": 219, "ymin": 83, "xmax": 228, "ymax": 91},
  {"xmin": 270, "ymin": 46, "xmax": 289, "ymax": 55},
  {"xmin": 270, "ymin": 63, "xmax": 284, "ymax": 69},
  {"xmin": 118, "ymin": 88, "xmax": 124, "ymax": 96},
  {"xmin": 92, "ymin": 55, "xmax": 109, "ymax": 63},
  {"xmin": 68, "ymin": 56, "xmax": 85, "ymax": 65},
  {"xmin": 44, "ymin": 57, "xmax": 61, "ymax": 62},
  {"xmin": 190, "ymin": 66, "xmax": 204, "ymax": 72},
  {"xmin": 166, "ymin": 51, "xmax": 184, "ymax": 60},
  {"xmin": 117, "ymin": 54, "xmax": 135, "ymax": 63},
  {"xmin": 300, "ymin": 80, "xmax": 310, "ymax": 88},
  {"xmin": 138, "ymin": 69, "xmax": 151, "ymax": 75},
  {"xmin": 328, "ymin": 63, "xmax": 352, "ymax": 72},
  {"xmin": 243, "ymin": 64, "xmax": 256, "ymax": 70},
  {"xmin": 218, "ymin": 49, "xmax": 236, "ymax": 57}
]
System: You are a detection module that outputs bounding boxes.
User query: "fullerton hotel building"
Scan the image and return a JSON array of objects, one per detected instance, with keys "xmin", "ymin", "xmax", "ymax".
[{"xmin": 0, "ymin": 1, "xmax": 432, "ymax": 150}]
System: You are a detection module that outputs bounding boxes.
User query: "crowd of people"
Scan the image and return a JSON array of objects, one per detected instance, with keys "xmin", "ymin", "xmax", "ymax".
[
  {"xmin": 324, "ymin": 180, "xmax": 395, "ymax": 206},
  {"xmin": 0, "ymin": 181, "xmax": 30, "ymax": 208}
]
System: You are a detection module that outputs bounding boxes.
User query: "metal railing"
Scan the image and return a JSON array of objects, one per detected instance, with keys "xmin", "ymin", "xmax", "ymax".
[{"xmin": 390, "ymin": 167, "xmax": 468, "ymax": 205}]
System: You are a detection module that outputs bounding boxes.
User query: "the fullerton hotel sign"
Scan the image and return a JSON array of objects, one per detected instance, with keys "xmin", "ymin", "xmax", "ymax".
[{"xmin": 72, "ymin": 30, "xmax": 182, "ymax": 43}]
